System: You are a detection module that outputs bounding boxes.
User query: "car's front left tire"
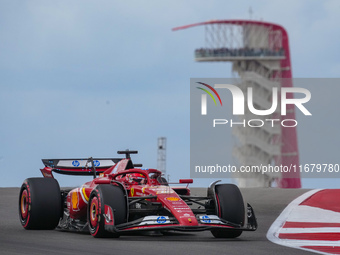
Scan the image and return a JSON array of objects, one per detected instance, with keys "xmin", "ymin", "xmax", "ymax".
[{"xmin": 211, "ymin": 184, "xmax": 245, "ymax": 238}]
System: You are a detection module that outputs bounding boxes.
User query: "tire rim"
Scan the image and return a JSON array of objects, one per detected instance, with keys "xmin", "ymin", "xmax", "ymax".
[
  {"xmin": 90, "ymin": 197, "xmax": 99, "ymax": 228},
  {"xmin": 20, "ymin": 189, "xmax": 28, "ymax": 219}
]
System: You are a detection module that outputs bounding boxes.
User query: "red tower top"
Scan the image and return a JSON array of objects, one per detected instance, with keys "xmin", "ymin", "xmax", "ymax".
[{"xmin": 174, "ymin": 20, "xmax": 301, "ymax": 188}]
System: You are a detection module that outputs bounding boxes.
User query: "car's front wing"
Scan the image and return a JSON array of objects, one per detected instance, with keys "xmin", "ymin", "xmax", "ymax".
[{"xmin": 105, "ymin": 205, "xmax": 257, "ymax": 234}]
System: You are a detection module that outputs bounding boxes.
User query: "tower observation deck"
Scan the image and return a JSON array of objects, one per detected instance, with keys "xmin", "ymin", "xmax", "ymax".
[{"xmin": 173, "ymin": 20, "xmax": 301, "ymax": 188}]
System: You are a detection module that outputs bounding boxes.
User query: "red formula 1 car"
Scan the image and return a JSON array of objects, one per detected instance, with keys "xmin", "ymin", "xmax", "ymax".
[{"xmin": 19, "ymin": 150, "xmax": 257, "ymax": 238}]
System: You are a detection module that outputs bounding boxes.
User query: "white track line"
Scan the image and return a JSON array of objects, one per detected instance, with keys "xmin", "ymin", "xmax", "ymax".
[
  {"xmin": 267, "ymin": 188, "xmax": 340, "ymax": 255},
  {"xmin": 279, "ymin": 227, "xmax": 340, "ymax": 234},
  {"xmin": 285, "ymin": 205, "xmax": 340, "ymax": 223},
  {"xmin": 267, "ymin": 189, "xmax": 325, "ymax": 250}
]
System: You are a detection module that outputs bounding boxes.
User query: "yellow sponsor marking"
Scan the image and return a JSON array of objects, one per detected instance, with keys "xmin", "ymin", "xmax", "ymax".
[
  {"xmin": 166, "ymin": 197, "xmax": 180, "ymax": 201},
  {"xmin": 72, "ymin": 192, "xmax": 78, "ymax": 210},
  {"xmin": 82, "ymin": 187, "xmax": 89, "ymax": 202}
]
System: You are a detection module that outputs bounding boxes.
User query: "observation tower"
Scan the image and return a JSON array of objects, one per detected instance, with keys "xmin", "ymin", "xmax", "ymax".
[
  {"xmin": 157, "ymin": 137, "xmax": 167, "ymax": 176},
  {"xmin": 173, "ymin": 20, "xmax": 301, "ymax": 188}
]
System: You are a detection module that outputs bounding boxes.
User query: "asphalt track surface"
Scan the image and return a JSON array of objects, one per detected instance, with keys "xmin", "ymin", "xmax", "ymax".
[{"xmin": 0, "ymin": 187, "xmax": 313, "ymax": 255}]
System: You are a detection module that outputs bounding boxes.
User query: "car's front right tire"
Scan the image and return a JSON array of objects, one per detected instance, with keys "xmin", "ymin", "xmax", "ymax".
[{"xmin": 88, "ymin": 184, "xmax": 127, "ymax": 238}]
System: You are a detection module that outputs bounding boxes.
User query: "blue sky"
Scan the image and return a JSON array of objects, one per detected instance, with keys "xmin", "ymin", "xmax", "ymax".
[{"xmin": 0, "ymin": 0, "xmax": 339, "ymax": 188}]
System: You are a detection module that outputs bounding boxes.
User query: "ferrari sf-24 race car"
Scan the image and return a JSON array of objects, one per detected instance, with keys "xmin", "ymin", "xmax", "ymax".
[{"xmin": 19, "ymin": 150, "xmax": 257, "ymax": 238}]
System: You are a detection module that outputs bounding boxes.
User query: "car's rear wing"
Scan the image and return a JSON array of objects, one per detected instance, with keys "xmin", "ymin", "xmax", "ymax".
[
  {"xmin": 41, "ymin": 158, "xmax": 123, "ymax": 177},
  {"xmin": 40, "ymin": 150, "xmax": 141, "ymax": 178}
]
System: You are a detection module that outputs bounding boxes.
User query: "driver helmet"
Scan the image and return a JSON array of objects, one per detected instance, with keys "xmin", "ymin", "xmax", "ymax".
[{"xmin": 127, "ymin": 173, "xmax": 146, "ymax": 185}]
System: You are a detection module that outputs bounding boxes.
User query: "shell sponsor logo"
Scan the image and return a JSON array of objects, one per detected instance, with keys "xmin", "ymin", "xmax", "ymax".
[{"xmin": 166, "ymin": 197, "xmax": 180, "ymax": 202}]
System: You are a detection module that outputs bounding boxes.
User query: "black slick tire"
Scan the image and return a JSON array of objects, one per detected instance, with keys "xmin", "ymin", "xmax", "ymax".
[
  {"xmin": 19, "ymin": 178, "xmax": 62, "ymax": 230},
  {"xmin": 88, "ymin": 184, "xmax": 127, "ymax": 238},
  {"xmin": 211, "ymin": 184, "xmax": 245, "ymax": 238}
]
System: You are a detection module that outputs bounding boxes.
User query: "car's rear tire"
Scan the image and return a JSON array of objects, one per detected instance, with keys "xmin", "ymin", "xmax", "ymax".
[
  {"xmin": 211, "ymin": 184, "xmax": 245, "ymax": 238},
  {"xmin": 157, "ymin": 176, "xmax": 169, "ymax": 186},
  {"xmin": 19, "ymin": 178, "xmax": 62, "ymax": 230},
  {"xmin": 88, "ymin": 184, "xmax": 127, "ymax": 238}
]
